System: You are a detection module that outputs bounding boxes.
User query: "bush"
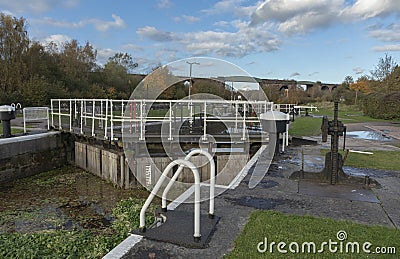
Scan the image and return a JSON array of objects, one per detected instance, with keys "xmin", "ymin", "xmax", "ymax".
[{"xmin": 363, "ymin": 91, "xmax": 400, "ymax": 119}]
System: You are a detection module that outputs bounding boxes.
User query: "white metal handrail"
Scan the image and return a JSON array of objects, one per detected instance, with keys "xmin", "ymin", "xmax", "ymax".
[
  {"xmin": 23, "ymin": 107, "xmax": 50, "ymax": 133},
  {"xmin": 139, "ymin": 159, "xmax": 202, "ymax": 240},
  {"xmin": 161, "ymin": 149, "xmax": 215, "ymax": 217},
  {"xmin": 50, "ymin": 99, "xmax": 297, "ymax": 141}
]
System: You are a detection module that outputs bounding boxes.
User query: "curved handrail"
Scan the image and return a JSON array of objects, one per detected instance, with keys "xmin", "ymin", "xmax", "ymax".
[
  {"xmin": 139, "ymin": 159, "xmax": 201, "ymax": 239},
  {"xmin": 161, "ymin": 149, "xmax": 215, "ymax": 217}
]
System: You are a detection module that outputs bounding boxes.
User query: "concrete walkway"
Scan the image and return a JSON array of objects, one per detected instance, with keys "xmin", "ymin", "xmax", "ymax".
[{"xmin": 116, "ymin": 143, "xmax": 399, "ymax": 259}]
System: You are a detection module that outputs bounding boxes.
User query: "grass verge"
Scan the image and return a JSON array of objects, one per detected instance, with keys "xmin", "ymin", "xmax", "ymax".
[
  {"xmin": 225, "ymin": 210, "xmax": 399, "ymax": 259},
  {"xmin": 0, "ymin": 127, "xmax": 24, "ymax": 135},
  {"xmin": 289, "ymin": 102, "xmax": 399, "ymax": 137},
  {"xmin": 321, "ymin": 149, "xmax": 400, "ymax": 171},
  {"xmin": 289, "ymin": 116, "xmax": 322, "ymax": 137}
]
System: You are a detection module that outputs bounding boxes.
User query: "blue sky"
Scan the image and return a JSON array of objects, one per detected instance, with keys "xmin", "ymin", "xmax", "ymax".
[{"xmin": 0, "ymin": 0, "xmax": 399, "ymax": 83}]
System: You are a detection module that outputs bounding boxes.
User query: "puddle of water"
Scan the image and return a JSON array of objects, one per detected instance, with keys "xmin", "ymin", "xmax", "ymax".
[
  {"xmin": 0, "ymin": 166, "xmax": 148, "ymax": 234},
  {"xmin": 347, "ymin": 131, "xmax": 392, "ymax": 141}
]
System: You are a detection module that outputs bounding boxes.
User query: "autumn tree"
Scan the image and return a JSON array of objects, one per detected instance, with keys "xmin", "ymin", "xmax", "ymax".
[{"xmin": 349, "ymin": 76, "xmax": 371, "ymax": 104}]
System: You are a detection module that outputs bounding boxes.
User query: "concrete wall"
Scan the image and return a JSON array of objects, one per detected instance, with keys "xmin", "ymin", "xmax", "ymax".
[{"xmin": 0, "ymin": 132, "xmax": 74, "ymax": 184}]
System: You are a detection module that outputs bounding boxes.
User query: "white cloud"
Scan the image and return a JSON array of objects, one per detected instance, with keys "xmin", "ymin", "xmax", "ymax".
[
  {"xmin": 182, "ymin": 21, "xmax": 280, "ymax": 57},
  {"xmin": 214, "ymin": 20, "xmax": 230, "ymax": 27},
  {"xmin": 137, "ymin": 19, "xmax": 280, "ymax": 58},
  {"xmin": 250, "ymin": 0, "xmax": 400, "ymax": 35},
  {"xmin": 42, "ymin": 34, "xmax": 71, "ymax": 47},
  {"xmin": 372, "ymin": 45, "xmax": 400, "ymax": 52},
  {"xmin": 136, "ymin": 26, "xmax": 176, "ymax": 42},
  {"xmin": 122, "ymin": 43, "xmax": 144, "ymax": 52},
  {"xmin": 174, "ymin": 15, "xmax": 200, "ymax": 23},
  {"xmin": 251, "ymin": 0, "xmax": 343, "ymax": 34},
  {"xmin": 290, "ymin": 72, "xmax": 300, "ymax": 77},
  {"xmin": 340, "ymin": 0, "xmax": 400, "ymax": 20},
  {"xmin": 96, "ymin": 48, "xmax": 117, "ymax": 65},
  {"xmin": 202, "ymin": 0, "xmax": 258, "ymax": 17},
  {"xmin": 353, "ymin": 67, "xmax": 364, "ymax": 74},
  {"xmin": 36, "ymin": 14, "xmax": 126, "ymax": 32},
  {"xmin": 157, "ymin": 0, "xmax": 173, "ymax": 9},
  {"xmin": 368, "ymin": 24, "xmax": 400, "ymax": 42},
  {"xmin": 91, "ymin": 14, "xmax": 126, "ymax": 32},
  {"xmin": 0, "ymin": 10, "xmax": 15, "ymax": 16},
  {"xmin": 0, "ymin": 0, "xmax": 79, "ymax": 14},
  {"xmin": 40, "ymin": 17, "xmax": 85, "ymax": 29}
]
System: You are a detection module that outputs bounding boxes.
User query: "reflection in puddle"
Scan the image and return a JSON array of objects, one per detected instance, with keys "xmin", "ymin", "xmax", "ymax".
[{"xmin": 347, "ymin": 131, "xmax": 392, "ymax": 141}]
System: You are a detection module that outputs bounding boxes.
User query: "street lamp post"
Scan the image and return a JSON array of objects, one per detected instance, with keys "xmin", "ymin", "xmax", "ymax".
[
  {"xmin": 186, "ymin": 61, "xmax": 200, "ymax": 99},
  {"xmin": 186, "ymin": 61, "xmax": 200, "ymax": 133}
]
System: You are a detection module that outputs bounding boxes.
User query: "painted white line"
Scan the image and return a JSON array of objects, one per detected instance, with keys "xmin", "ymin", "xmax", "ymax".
[
  {"xmin": 167, "ymin": 185, "xmax": 195, "ymax": 211},
  {"xmin": 349, "ymin": 150, "xmax": 373, "ymax": 155},
  {"xmin": 228, "ymin": 144, "xmax": 267, "ymax": 189},
  {"xmin": 103, "ymin": 234, "xmax": 143, "ymax": 259}
]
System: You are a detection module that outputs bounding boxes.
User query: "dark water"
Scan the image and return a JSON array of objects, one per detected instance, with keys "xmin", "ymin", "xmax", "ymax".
[{"xmin": 0, "ymin": 166, "xmax": 148, "ymax": 234}]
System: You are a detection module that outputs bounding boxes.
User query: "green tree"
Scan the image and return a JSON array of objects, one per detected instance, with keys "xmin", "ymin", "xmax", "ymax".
[
  {"xmin": 370, "ymin": 53, "xmax": 397, "ymax": 92},
  {"xmin": 0, "ymin": 13, "xmax": 29, "ymax": 102},
  {"xmin": 103, "ymin": 53, "xmax": 138, "ymax": 97}
]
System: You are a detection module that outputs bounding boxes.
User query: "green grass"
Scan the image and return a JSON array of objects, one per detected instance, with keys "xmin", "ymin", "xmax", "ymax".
[
  {"xmin": 0, "ymin": 126, "xmax": 24, "ymax": 135},
  {"xmin": 0, "ymin": 197, "xmax": 154, "ymax": 258},
  {"xmin": 225, "ymin": 210, "xmax": 399, "ymax": 259},
  {"xmin": 0, "ymin": 166, "xmax": 154, "ymax": 258},
  {"xmin": 321, "ymin": 149, "xmax": 400, "ymax": 171},
  {"xmin": 289, "ymin": 116, "xmax": 322, "ymax": 137},
  {"xmin": 289, "ymin": 102, "xmax": 399, "ymax": 137},
  {"xmin": 310, "ymin": 102, "xmax": 397, "ymax": 124}
]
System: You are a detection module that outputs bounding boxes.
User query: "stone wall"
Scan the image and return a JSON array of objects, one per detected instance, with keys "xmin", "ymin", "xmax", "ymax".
[{"xmin": 0, "ymin": 132, "xmax": 74, "ymax": 184}]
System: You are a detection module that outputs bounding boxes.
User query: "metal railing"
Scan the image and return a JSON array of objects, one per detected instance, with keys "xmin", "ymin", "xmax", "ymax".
[
  {"xmin": 140, "ymin": 149, "xmax": 215, "ymax": 241},
  {"xmin": 50, "ymin": 98, "xmax": 281, "ymax": 141},
  {"xmin": 23, "ymin": 107, "xmax": 50, "ymax": 133},
  {"xmin": 139, "ymin": 159, "xmax": 202, "ymax": 239}
]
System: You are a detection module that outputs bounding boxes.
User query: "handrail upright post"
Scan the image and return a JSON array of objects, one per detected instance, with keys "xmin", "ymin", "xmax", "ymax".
[
  {"xmin": 100, "ymin": 100, "xmax": 103, "ymax": 128},
  {"xmin": 84, "ymin": 100, "xmax": 87, "ymax": 126},
  {"xmin": 104, "ymin": 100, "xmax": 109, "ymax": 139},
  {"xmin": 121, "ymin": 101, "xmax": 125, "ymax": 134},
  {"xmin": 80, "ymin": 100, "xmax": 83, "ymax": 134},
  {"xmin": 235, "ymin": 101, "xmax": 238, "ymax": 133},
  {"xmin": 110, "ymin": 100, "xmax": 114, "ymax": 140},
  {"xmin": 168, "ymin": 101, "xmax": 173, "ymax": 141},
  {"xmin": 23, "ymin": 108, "xmax": 26, "ymax": 133},
  {"xmin": 69, "ymin": 100, "xmax": 72, "ymax": 132},
  {"xmin": 140, "ymin": 100, "xmax": 144, "ymax": 141},
  {"xmin": 50, "ymin": 100, "xmax": 54, "ymax": 128},
  {"xmin": 242, "ymin": 103, "xmax": 246, "ymax": 140},
  {"xmin": 203, "ymin": 101, "xmax": 207, "ymax": 140},
  {"xmin": 46, "ymin": 107, "xmax": 50, "ymax": 130},
  {"xmin": 92, "ymin": 100, "xmax": 95, "ymax": 136},
  {"xmin": 58, "ymin": 99, "xmax": 61, "ymax": 130}
]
